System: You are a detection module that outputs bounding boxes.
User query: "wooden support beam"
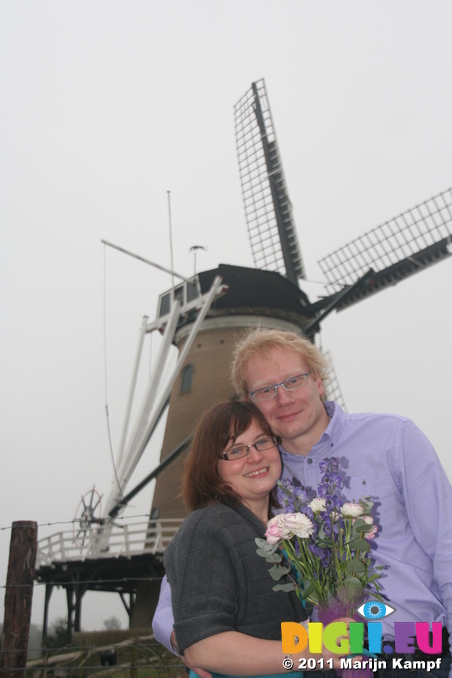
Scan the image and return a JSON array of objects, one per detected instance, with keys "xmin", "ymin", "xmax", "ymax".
[
  {"xmin": 0, "ymin": 521, "xmax": 37, "ymax": 678},
  {"xmin": 42, "ymin": 583, "xmax": 54, "ymax": 640}
]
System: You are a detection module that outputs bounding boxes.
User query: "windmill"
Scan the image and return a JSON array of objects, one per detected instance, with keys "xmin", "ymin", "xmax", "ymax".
[{"xmin": 35, "ymin": 79, "xmax": 452, "ymax": 634}]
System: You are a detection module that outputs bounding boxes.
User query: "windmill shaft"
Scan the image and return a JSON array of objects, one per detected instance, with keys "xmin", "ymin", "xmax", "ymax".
[
  {"xmin": 116, "ymin": 315, "xmax": 149, "ymax": 474},
  {"xmin": 101, "ymin": 239, "xmax": 190, "ymax": 283},
  {"xmin": 109, "ymin": 429, "xmax": 192, "ymax": 518}
]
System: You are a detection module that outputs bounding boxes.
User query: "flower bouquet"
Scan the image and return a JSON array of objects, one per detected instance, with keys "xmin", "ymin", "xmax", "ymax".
[{"xmin": 256, "ymin": 457, "xmax": 385, "ymax": 676}]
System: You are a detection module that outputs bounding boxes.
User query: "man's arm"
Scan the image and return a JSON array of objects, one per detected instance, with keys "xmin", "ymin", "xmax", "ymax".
[
  {"xmin": 398, "ymin": 421, "xmax": 452, "ymax": 676},
  {"xmin": 152, "ymin": 575, "xmax": 213, "ymax": 678},
  {"xmin": 152, "ymin": 575, "xmax": 176, "ymax": 653}
]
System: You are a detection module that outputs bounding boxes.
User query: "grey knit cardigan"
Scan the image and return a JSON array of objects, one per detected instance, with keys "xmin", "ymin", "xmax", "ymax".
[{"xmin": 164, "ymin": 501, "xmax": 306, "ymax": 655}]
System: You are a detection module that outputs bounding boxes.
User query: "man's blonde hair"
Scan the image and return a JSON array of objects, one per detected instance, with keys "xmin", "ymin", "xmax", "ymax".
[{"xmin": 231, "ymin": 328, "xmax": 329, "ymax": 397}]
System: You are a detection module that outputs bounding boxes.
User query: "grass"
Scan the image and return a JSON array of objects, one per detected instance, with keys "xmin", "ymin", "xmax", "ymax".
[{"xmin": 25, "ymin": 630, "xmax": 186, "ymax": 678}]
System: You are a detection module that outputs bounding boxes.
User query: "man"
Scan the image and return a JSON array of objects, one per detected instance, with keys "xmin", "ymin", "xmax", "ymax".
[{"xmin": 153, "ymin": 328, "xmax": 452, "ymax": 678}]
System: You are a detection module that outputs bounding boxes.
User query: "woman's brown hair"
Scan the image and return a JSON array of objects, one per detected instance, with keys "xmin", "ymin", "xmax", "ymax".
[{"xmin": 183, "ymin": 401, "xmax": 280, "ymax": 512}]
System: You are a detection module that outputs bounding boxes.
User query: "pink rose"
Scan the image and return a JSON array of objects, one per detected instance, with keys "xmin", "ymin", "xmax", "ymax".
[
  {"xmin": 352, "ymin": 514, "xmax": 373, "ymax": 526},
  {"xmin": 352, "ymin": 514, "xmax": 378, "ymax": 539},
  {"xmin": 265, "ymin": 514, "xmax": 293, "ymax": 544},
  {"xmin": 364, "ymin": 524, "xmax": 378, "ymax": 540},
  {"xmin": 265, "ymin": 523, "xmax": 285, "ymax": 544}
]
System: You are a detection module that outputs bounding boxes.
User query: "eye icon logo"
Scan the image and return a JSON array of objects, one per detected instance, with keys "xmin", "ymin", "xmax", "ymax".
[{"xmin": 357, "ymin": 601, "xmax": 396, "ymax": 620}]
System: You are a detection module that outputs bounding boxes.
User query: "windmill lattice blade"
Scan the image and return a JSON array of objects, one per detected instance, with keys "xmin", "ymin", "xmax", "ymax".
[
  {"xmin": 234, "ymin": 79, "xmax": 305, "ymax": 283},
  {"xmin": 323, "ymin": 351, "xmax": 347, "ymax": 413},
  {"xmin": 318, "ymin": 187, "xmax": 452, "ymax": 304}
]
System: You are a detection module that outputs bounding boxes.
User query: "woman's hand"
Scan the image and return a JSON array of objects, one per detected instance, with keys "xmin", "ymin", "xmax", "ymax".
[
  {"xmin": 182, "ymin": 621, "xmax": 361, "ymax": 675},
  {"xmin": 170, "ymin": 630, "xmax": 213, "ymax": 678}
]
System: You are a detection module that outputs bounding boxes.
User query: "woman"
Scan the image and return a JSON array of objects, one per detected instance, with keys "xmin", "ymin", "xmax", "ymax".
[{"xmin": 164, "ymin": 401, "xmax": 345, "ymax": 677}]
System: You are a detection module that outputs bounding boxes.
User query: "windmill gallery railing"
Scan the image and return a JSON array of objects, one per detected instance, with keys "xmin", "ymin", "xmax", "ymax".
[{"xmin": 35, "ymin": 518, "xmax": 183, "ymax": 567}]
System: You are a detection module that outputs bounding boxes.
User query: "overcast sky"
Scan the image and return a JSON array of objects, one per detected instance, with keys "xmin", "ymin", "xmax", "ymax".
[{"xmin": 1, "ymin": 1, "xmax": 451, "ymax": 633}]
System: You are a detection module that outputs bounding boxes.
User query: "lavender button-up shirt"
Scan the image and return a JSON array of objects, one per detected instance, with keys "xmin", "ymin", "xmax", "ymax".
[{"xmin": 281, "ymin": 402, "xmax": 452, "ymax": 646}]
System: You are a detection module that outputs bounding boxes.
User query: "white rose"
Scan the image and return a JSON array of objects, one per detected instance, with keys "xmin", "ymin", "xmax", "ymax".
[
  {"xmin": 283, "ymin": 512, "xmax": 315, "ymax": 539},
  {"xmin": 309, "ymin": 497, "xmax": 326, "ymax": 513},
  {"xmin": 341, "ymin": 502, "xmax": 364, "ymax": 518}
]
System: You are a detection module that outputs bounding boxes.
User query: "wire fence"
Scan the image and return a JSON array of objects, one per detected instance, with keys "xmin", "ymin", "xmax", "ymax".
[
  {"xmin": 0, "ymin": 512, "xmax": 183, "ymax": 532},
  {"xmin": 0, "ymin": 633, "xmax": 185, "ymax": 676},
  {"xmin": 0, "ymin": 629, "xmax": 185, "ymax": 676},
  {"xmin": 1, "ymin": 576, "xmax": 165, "ymax": 591},
  {"xmin": 0, "ymin": 518, "xmax": 183, "ymax": 677}
]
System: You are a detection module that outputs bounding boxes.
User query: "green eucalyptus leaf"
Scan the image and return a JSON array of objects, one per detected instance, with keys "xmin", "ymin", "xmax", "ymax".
[
  {"xmin": 343, "ymin": 577, "xmax": 364, "ymax": 597},
  {"xmin": 255, "ymin": 538, "xmax": 279, "ymax": 553},
  {"xmin": 346, "ymin": 559, "xmax": 366, "ymax": 574},
  {"xmin": 352, "ymin": 527, "xmax": 373, "ymax": 541},
  {"xmin": 352, "ymin": 518, "xmax": 366, "ymax": 530},
  {"xmin": 269, "ymin": 564, "xmax": 290, "ymax": 580},
  {"xmin": 256, "ymin": 548, "xmax": 271, "ymax": 557},
  {"xmin": 273, "ymin": 582, "xmax": 297, "ymax": 593},
  {"xmin": 349, "ymin": 538, "xmax": 371, "ymax": 552},
  {"xmin": 337, "ymin": 581, "xmax": 363, "ymax": 604},
  {"xmin": 269, "ymin": 553, "xmax": 282, "ymax": 563}
]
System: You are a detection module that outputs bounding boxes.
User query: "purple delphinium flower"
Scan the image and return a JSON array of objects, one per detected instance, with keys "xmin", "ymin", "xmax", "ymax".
[
  {"xmin": 317, "ymin": 485, "xmax": 328, "ymax": 498},
  {"xmin": 294, "ymin": 486, "xmax": 308, "ymax": 503}
]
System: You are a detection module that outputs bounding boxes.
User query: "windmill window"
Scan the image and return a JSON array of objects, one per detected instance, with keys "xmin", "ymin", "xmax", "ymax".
[
  {"xmin": 174, "ymin": 285, "xmax": 184, "ymax": 305},
  {"xmin": 158, "ymin": 293, "xmax": 171, "ymax": 318},
  {"xmin": 186, "ymin": 281, "xmax": 199, "ymax": 303},
  {"xmin": 181, "ymin": 364, "xmax": 194, "ymax": 394}
]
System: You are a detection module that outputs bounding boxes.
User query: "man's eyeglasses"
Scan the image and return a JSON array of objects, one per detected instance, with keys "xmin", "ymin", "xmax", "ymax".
[
  {"xmin": 248, "ymin": 371, "xmax": 311, "ymax": 401},
  {"xmin": 221, "ymin": 437, "xmax": 278, "ymax": 461}
]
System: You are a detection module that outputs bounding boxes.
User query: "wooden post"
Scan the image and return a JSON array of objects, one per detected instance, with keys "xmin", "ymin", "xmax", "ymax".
[{"xmin": 0, "ymin": 521, "xmax": 37, "ymax": 677}]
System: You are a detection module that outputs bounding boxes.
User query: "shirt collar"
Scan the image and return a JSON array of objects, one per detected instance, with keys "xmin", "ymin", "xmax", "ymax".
[{"xmin": 279, "ymin": 400, "xmax": 346, "ymax": 457}]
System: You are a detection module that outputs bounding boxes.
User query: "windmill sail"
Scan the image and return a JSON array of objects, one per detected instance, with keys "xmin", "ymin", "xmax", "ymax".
[
  {"xmin": 318, "ymin": 188, "xmax": 452, "ymax": 310},
  {"xmin": 322, "ymin": 350, "xmax": 347, "ymax": 412},
  {"xmin": 234, "ymin": 79, "xmax": 305, "ymax": 284}
]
